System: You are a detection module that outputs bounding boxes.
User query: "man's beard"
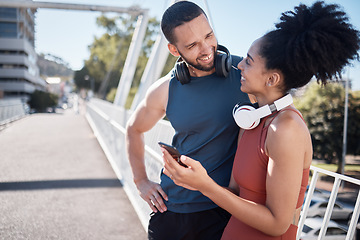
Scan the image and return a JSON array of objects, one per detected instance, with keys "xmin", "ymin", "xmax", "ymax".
[{"xmin": 178, "ymin": 48, "xmax": 216, "ymax": 72}]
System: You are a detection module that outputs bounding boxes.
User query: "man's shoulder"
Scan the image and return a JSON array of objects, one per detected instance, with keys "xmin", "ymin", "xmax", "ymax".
[{"xmin": 146, "ymin": 70, "xmax": 174, "ymax": 107}]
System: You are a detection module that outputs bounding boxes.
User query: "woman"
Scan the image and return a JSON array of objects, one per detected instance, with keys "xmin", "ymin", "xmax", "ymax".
[{"xmin": 161, "ymin": 1, "xmax": 360, "ymax": 239}]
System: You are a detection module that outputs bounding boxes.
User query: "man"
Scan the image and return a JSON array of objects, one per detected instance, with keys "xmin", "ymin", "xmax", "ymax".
[{"xmin": 126, "ymin": 1, "xmax": 249, "ymax": 239}]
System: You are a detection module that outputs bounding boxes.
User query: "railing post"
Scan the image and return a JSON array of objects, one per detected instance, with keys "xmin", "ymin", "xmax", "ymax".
[
  {"xmin": 317, "ymin": 177, "xmax": 341, "ymax": 240},
  {"xmin": 347, "ymin": 190, "xmax": 360, "ymax": 240},
  {"xmin": 297, "ymin": 169, "xmax": 319, "ymax": 239}
]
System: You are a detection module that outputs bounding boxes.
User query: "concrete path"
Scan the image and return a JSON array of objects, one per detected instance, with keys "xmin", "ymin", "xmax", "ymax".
[{"xmin": 0, "ymin": 110, "xmax": 146, "ymax": 240}]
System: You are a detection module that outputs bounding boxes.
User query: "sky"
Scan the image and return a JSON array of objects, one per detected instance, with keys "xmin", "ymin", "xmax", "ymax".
[{"xmin": 34, "ymin": 0, "xmax": 360, "ymax": 90}]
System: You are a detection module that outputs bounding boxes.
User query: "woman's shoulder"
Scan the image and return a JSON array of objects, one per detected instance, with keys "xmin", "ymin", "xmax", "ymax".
[
  {"xmin": 266, "ymin": 107, "xmax": 312, "ymax": 168},
  {"xmin": 268, "ymin": 107, "xmax": 308, "ymax": 139}
]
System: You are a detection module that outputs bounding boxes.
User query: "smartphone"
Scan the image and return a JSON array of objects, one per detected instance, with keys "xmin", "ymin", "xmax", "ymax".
[{"xmin": 158, "ymin": 141, "xmax": 187, "ymax": 167}]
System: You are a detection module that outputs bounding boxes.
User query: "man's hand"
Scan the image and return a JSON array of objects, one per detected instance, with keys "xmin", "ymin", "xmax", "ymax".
[{"xmin": 135, "ymin": 179, "xmax": 168, "ymax": 213}]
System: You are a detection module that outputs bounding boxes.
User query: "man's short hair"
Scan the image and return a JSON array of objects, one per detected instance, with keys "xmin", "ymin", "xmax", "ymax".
[{"xmin": 161, "ymin": 1, "xmax": 206, "ymax": 44}]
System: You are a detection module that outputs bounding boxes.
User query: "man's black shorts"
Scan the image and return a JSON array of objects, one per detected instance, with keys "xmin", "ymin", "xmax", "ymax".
[{"xmin": 148, "ymin": 207, "xmax": 231, "ymax": 240}]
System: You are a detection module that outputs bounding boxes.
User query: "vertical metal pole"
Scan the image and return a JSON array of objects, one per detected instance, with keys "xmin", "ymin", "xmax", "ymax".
[
  {"xmin": 130, "ymin": 33, "xmax": 169, "ymax": 110},
  {"xmin": 202, "ymin": 0, "xmax": 216, "ymax": 36},
  {"xmin": 129, "ymin": 0, "xmax": 178, "ymax": 110},
  {"xmin": 346, "ymin": 190, "xmax": 360, "ymax": 240},
  {"xmin": 296, "ymin": 169, "xmax": 319, "ymax": 239},
  {"xmin": 91, "ymin": 77, "xmax": 95, "ymax": 94},
  {"xmin": 341, "ymin": 72, "xmax": 349, "ymax": 175},
  {"xmin": 113, "ymin": 12, "xmax": 149, "ymax": 107},
  {"xmin": 317, "ymin": 178, "xmax": 342, "ymax": 240}
]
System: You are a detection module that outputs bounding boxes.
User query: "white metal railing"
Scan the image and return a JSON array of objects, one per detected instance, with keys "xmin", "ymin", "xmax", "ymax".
[
  {"xmin": 0, "ymin": 98, "xmax": 27, "ymax": 125},
  {"xmin": 85, "ymin": 98, "xmax": 173, "ymax": 230},
  {"xmin": 86, "ymin": 98, "xmax": 359, "ymax": 238},
  {"xmin": 297, "ymin": 166, "xmax": 360, "ymax": 240}
]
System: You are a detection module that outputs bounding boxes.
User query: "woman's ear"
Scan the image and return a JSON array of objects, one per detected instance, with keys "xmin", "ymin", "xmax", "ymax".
[
  {"xmin": 168, "ymin": 43, "xmax": 180, "ymax": 57},
  {"xmin": 267, "ymin": 71, "xmax": 281, "ymax": 87}
]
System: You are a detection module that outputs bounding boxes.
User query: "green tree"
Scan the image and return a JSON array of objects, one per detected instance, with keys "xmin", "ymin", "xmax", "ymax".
[
  {"xmin": 347, "ymin": 90, "xmax": 360, "ymax": 156},
  {"xmin": 73, "ymin": 66, "xmax": 90, "ymax": 90},
  {"xmin": 294, "ymin": 81, "xmax": 360, "ymax": 172},
  {"xmin": 73, "ymin": 13, "xmax": 178, "ymax": 105},
  {"xmin": 29, "ymin": 90, "xmax": 58, "ymax": 112},
  {"xmin": 106, "ymin": 88, "xmax": 117, "ymax": 102},
  {"xmin": 73, "ymin": 14, "xmax": 160, "ymax": 98}
]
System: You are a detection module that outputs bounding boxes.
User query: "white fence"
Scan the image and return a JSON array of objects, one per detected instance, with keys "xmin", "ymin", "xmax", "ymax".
[
  {"xmin": 298, "ymin": 166, "xmax": 360, "ymax": 240},
  {"xmin": 85, "ymin": 98, "xmax": 174, "ymax": 229},
  {"xmin": 0, "ymin": 98, "xmax": 27, "ymax": 125},
  {"xmin": 86, "ymin": 98, "xmax": 360, "ymax": 238}
]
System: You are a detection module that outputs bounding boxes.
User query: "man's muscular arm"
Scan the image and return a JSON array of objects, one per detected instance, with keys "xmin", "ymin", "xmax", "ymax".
[{"xmin": 126, "ymin": 76, "xmax": 170, "ymax": 213}]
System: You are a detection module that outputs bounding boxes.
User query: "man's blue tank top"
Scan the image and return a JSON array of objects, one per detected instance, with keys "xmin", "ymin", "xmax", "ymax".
[{"xmin": 163, "ymin": 55, "xmax": 250, "ymax": 213}]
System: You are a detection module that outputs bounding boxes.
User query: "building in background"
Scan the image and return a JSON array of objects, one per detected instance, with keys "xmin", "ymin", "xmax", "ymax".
[{"xmin": 0, "ymin": 3, "xmax": 46, "ymax": 102}]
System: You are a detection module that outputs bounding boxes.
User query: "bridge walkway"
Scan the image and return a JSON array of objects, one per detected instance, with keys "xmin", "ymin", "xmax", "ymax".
[{"xmin": 0, "ymin": 109, "xmax": 146, "ymax": 240}]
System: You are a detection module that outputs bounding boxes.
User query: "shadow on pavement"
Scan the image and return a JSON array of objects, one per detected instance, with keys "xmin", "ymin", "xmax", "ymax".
[{"xmin": 0, "ymin": 178, "xmax": 123, "ymax": 191}]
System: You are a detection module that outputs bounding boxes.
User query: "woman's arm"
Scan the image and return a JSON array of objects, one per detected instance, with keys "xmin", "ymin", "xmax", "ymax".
[{"xmin": 162, "ymin": 110, "xmax": 310, "ymax": 236}]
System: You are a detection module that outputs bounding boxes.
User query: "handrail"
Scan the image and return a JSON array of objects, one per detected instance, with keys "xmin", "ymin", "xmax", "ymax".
[
  {"xmin": 297, "ymin": 166, "xmax": 360, "ymax": 240},
  {"xmin": 0, "ymin": 99, "xmax": 27, "ymax": 125},
  {"xmin": 86, "ymin": 99, "xmax": 173, "ymax": 229}
]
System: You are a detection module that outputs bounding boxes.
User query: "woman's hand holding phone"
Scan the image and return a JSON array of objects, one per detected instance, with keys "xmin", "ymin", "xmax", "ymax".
[{"xmin": 158, "ymin": 142, "xmax": 188, "ymax": 167}]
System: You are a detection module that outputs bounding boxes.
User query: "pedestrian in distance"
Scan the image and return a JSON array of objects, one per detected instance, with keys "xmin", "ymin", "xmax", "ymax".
[
  {"xmin": 125, "ymin": 1, "xmax": 250, "ymax": 239},
  {"xmin": 162, "ymin": 1, "xmax": 360, "ymax": 239}
]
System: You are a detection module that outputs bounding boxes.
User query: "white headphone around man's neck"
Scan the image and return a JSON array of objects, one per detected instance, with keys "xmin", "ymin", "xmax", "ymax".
[{"xmin": 233, "ymin": 94, "xmax": 293, "ymax": 130}]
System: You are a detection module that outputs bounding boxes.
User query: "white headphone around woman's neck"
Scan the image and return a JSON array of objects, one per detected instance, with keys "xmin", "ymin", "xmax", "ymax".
[{"xmin": 233, "ymin": 94, "xmax": 293, "ymax": 130}]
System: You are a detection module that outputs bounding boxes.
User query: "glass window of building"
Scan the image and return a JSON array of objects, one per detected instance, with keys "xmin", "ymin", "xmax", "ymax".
[
  {"xmin": 0, "ymin": 8, "xmax": 17, "ymax": 19},
  {"xmin": 0, "ymin": 22, "xmax": 17, "ymax": 38}
]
